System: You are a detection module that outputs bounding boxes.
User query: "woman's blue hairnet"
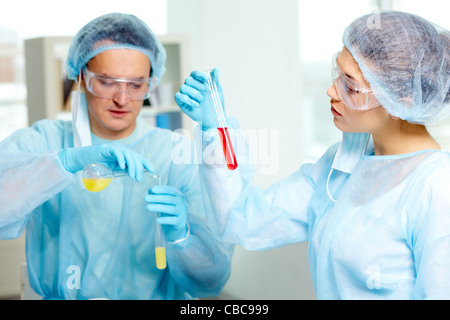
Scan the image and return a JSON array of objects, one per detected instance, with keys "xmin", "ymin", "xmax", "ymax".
[
  {"xmin": 343, "ymin": 11, "xmax": 450, "ymax": 125},
  {"xmin": 66, "ymin": 12, "xmax": 166, "ymax": 84}
]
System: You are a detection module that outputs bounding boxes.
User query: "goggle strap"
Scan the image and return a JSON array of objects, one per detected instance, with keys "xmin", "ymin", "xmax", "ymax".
[{"xmin": 77, "ymin": 71, "xmax": 82, "ymax": 91}]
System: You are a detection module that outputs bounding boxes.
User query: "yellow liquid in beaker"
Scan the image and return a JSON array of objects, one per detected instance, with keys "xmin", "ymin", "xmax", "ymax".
[
  {"xmin": 82, "ymin": 178, "xmax": 113, "ymax": 192},
  {"xmin": 155, "ymin": 247, "xmax": 167, "ymax": 269}
]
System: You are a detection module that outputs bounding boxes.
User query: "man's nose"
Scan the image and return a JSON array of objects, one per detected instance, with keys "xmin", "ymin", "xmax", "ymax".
[{"xmin": 113, "ymin": 87, "xmax": 131, "ymax": 106}]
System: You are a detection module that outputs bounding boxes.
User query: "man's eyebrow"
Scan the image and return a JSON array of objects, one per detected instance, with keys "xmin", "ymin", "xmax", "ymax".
[{"xmin": 98, "ymin": 73, "xmax": 147, "ymax": 80}]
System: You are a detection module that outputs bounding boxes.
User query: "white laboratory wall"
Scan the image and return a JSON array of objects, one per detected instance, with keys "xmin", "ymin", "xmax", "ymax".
[
  {"xmin": 167, "ymin": 0, "xmax": 315, "ymax": 299},
  {"xmin": 297, "ymin": 0, "xmax": 374, "ymax": 162},
  {"xmin": 168, "ymin": 0, "xmax": 305, "ymax": 185}
]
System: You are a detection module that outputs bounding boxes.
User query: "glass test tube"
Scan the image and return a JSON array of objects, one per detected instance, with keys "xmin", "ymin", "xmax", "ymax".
[
  {"xmin": 205, "ymin": 70, "xmax": 238, "ymax": 170},
  {"xmin": 151, "ymin": 174, "xmax": 167, "ymax": 270}
]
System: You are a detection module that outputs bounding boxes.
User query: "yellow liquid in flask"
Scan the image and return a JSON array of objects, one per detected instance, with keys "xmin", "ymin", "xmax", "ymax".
[
  {"xmin": 155, "ymin": 247, "xmax": 167, "ymax": 269},
  {"xmin": 82, "ymin": 178, "xmax": 113, "ymax": 192}
]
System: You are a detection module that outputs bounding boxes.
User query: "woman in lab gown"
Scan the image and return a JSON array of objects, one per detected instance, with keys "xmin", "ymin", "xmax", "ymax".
[
  {"xmin": 175, "ymin": 11, "xmax": 450, "ymax": 299},
  {"xmin": 0, "ymin": 13, "xmax": 231, "ymax": 300}
]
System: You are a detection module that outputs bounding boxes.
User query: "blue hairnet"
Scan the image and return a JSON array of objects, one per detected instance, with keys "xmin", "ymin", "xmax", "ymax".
[
  {"xmin": 342, "ymin": 11, "xmax": 450, "ymax": 124},
  {"xmin": 66, "ymin": 12, "xmax": 166, "ymax": 84}
]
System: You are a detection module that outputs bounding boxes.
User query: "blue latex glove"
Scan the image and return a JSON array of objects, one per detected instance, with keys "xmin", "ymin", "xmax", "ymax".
[
  {"xmin": 57, "ymin": 142, "xmax": 154, "ymax": 181},
  {"xmin": 145, "ymin": 185, "xmax": 188, "ymax": 242},
  {"xmin": 175, "ymin": 68, "xmax": 225, "ymax": 131}
]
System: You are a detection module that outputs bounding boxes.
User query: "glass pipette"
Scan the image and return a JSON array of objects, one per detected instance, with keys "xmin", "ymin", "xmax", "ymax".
[{"xmin": 205, "ymin": 70, "xmax": 238, "ymax": 170}]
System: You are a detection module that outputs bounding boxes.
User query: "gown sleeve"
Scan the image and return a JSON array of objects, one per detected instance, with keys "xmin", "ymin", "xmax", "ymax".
[
  {"xmin": 165, "ymin": 214, "xmax": 233, "ymax": 298},
  {"xmin": 160, "ymin": 130, "xmax": 233, "ymax": 298},
  {"xmin": 410, "ymin": 167, "xmax": 450, "ymax": 299},
  {"xmin": 196, "ymin": 118, "xmax": 333, "ymax": 251},
  {"xmin": 0, "ymin": 120, "xmax": 75, "ymax": 239}
]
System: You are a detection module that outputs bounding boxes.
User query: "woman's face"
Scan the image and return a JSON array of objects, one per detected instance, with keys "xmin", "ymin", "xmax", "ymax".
[
  {"xmin": 326, "ymin": 47, "xmax": 392, "ymax": 134},
  {"xmin": 82, "ymin": 49, "xmax": 151, "ymax": 140}
]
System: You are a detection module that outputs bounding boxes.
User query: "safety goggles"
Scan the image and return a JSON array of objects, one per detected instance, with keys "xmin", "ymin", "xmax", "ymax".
[
  {"xmin": 331, "ymin": 52, "xmax": 380, "ymax": 110},
  {"xmin": 83, "ymin": 68, "xmax": 152, "ymax": 101}
]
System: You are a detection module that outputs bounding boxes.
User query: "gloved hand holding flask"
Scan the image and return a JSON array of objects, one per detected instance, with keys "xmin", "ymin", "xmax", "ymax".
[{"xmin": 57, "ymin": 142, "xmax": 154, "ymax": 181}]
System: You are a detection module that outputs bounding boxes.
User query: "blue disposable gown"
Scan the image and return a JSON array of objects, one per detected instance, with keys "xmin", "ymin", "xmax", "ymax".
[
  {"xmin": 0, "ymin": 117, "xmax": 231, "ymax": 300},
  {"xmin": 198, "ymin": 119, "xmax": 450, "ymax": 299}
]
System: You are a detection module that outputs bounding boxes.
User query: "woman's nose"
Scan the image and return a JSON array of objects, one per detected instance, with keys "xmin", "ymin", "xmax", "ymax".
[{"xmin": 327, "ymin": 84, "xmax": 340, "ymax": 101}]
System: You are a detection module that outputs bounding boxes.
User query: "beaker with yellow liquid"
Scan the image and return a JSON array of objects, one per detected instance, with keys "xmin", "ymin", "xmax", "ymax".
[{"xmin": 81, "ymin": 163, "xmax": 127, "ymax": 192}]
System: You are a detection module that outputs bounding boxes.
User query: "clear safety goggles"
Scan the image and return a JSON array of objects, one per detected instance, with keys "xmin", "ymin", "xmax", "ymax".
[
  {"xmin": 83, "ymin": 67, "xmax": 152, "ymax": 101},
  {"xmin": 331, "ymin": 52, "xmax": 380, "ymax": 110}
]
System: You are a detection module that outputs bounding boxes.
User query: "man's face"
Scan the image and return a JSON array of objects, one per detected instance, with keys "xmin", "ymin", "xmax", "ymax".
[{"xmin": 82, "ymin": 49, "xmax": 151, "ymax": 140}]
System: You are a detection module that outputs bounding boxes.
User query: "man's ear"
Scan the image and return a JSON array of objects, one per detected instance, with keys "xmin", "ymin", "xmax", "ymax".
[{"xmin": 77, "ymin": 72, "xmax": 86, "ymax": 93}]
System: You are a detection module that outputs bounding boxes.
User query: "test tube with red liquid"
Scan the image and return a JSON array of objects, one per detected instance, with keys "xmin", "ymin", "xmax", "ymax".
[{"xmin": 205, "ymin": 70, "xmax": 238, "ymax": 170}]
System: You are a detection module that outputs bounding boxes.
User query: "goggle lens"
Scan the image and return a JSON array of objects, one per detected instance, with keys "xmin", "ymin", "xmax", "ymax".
[
  {"xmin": 331, "ymin": 52, "xmax": 380, "ymax": 110},
  {"xmin": 84, "ymin": 68, "xmax": 152, "ymax": 101}
]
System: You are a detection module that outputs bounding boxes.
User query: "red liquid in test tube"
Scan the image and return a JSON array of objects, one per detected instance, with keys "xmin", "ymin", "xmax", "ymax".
[
  {"xmin": 206, "ymin": 69, "xmax": 238, "ymax": 170},
  {"xmin": 217, "ymin": 127, "xmax": 238, "ymax": 170}
]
